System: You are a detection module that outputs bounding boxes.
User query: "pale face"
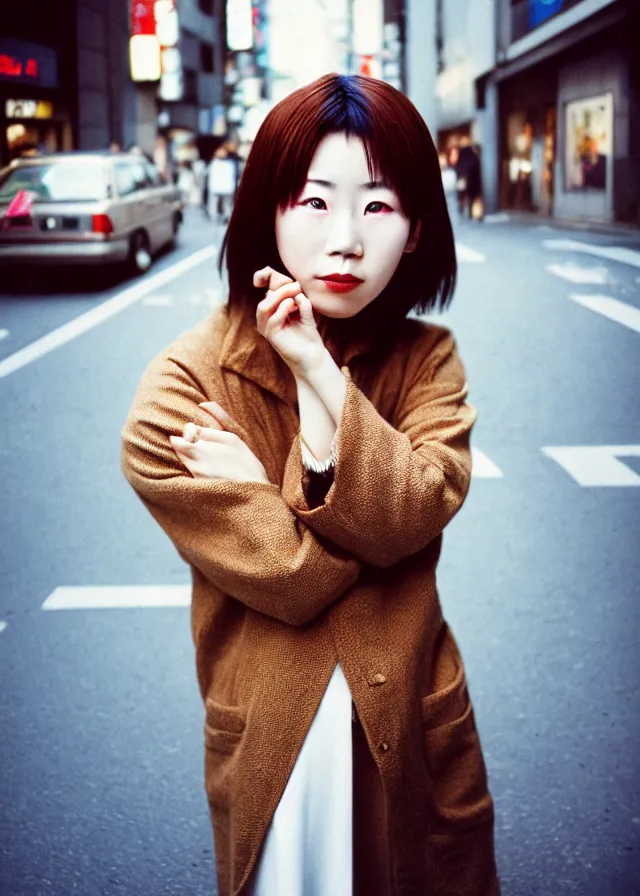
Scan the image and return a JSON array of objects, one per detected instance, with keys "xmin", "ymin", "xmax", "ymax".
[{"xmin": 275, "ymin": 133, "xmax": 420, "ymax": 319}]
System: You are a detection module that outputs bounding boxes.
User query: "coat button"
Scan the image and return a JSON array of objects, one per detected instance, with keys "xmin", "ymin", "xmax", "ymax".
[
  {"xmin": 368, "ymin": 672, "xmax": 387, "ymax": 686},
  {"xmin": 379, "ymin": 742, "xmax": 390, "ymax": 752}
]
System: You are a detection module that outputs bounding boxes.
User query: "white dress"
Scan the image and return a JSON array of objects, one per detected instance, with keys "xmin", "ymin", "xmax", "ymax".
[{"xmin": 248, "ymin": 439, "xmax": 353, "ymax": 896}]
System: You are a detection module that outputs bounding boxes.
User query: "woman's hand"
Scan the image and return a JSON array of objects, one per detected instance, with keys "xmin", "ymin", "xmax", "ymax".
[
  {"xmin": 169, "ymin": 401, "xmax": 270, "ymax": 484},
  {"xmin": 253, "ymin": 266, "xmax": 327, "ymax": 380}
]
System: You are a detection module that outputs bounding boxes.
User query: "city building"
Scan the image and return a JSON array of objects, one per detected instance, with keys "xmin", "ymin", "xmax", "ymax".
[
  {"xmin": 405, "ymin": 0, "xmax": 639, "ymax": 226},
  {"xmin": 0, "ymin": 0, "xmax": 226, "ymax": 172}
]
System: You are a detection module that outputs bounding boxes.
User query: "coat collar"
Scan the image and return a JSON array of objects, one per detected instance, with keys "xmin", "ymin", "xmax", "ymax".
[{"xmin": 218, "ymin": 300, "xmax": 376, "ymax": 407}]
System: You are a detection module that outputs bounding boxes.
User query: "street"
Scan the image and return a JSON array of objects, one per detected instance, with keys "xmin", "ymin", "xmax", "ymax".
[{"xmin": 1, "ymin": 206, "xmax": 639, "ymax": 895}]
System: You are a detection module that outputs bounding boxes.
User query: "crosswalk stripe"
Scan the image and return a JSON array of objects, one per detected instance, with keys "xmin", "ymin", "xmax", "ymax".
[
  {"xmin": 547, "ymin": 262, "xmax": 608, "ymax": 284},
  {"xmin": 456, "ymin": 243, "xmax": 485, "ymax": 263},
  {"xmin": 569, "ymin": 294, "xmax": 640, "ymax": 334},
  {"xmin": 542, "ymin": 446, "xmax": 640, "ymax": 487},
  {"xmin": 544, "ymin": 239, "xmax": 640, "ymax": 270},
  {"xmin": 472, "ymin": 448, "xmax": 503, "ymax": 479},
  {"xmin": 42, "ymin": 585, "xmax": 191, "ymax": 610}
]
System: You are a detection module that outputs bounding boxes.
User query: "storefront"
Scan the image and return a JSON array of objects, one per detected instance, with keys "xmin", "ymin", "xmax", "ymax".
[
  {"xmin": 496, "ymin": 1, "xmax": 638, "ymax": 224},
  {"xmin": 0, "ymin": 37, "xmax": 72, "ymax": 167}
]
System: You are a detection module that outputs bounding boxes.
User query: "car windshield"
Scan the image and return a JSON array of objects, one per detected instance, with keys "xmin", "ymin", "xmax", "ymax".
[{"xmin": 0, "ymin": 161, "xmax": 108, "ymax": 203}]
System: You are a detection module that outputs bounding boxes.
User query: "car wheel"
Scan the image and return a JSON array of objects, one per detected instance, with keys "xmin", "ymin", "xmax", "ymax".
[{"xmin": 129, "ymin": 230, "xmax": 152, "ymax": 275}]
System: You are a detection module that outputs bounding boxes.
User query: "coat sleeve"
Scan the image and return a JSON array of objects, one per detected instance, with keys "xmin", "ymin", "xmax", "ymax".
[
  {"xmin": 120, "ymin": 355, "xmax": 361, "ymax": 626},
  {"xmin": 281, "ymin": 328, "xmax": 477, "ymax": 568}
]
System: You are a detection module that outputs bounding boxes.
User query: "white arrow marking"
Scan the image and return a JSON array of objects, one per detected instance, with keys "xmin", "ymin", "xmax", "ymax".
[
  {"xmin": 471, "ymin": 448, "xmax": 504, "ymax": 479},
  {"xmin": 569, "ymin": 294, "xmax": 640, "ymax": 334},
  {"xmin": 544, "ymin": 239, "xmax": 640, "ymax": 270},
  {"xmin": 547, "ymin": 262, "xmax": 608, "ymax": 284},
  {"xmin": 42, "ymin": 585, "xmax": 191, "ymax": 610},
  {"xmin": 456, "ymin": 243, "xmax": 486, "ymax": 263},
  {"xmin": 542, "ymin": 446, "xmax": 640, "ymax": 487}
]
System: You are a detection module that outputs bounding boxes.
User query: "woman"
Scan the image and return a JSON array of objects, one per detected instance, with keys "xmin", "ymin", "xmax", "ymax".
[{"xmin": 121, "ymin": 74, "xmax": 500, "ymax": 896}]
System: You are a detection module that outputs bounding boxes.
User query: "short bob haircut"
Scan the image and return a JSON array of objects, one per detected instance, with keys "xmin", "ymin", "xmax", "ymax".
[{"xmin": 221, "ymin": 73, "xmax": 456, "ymax": 347}]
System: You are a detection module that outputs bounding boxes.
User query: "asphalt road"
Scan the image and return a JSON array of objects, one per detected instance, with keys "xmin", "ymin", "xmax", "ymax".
[{"xmin": 1, "ymin": 206, "xmax": 639, "ymax": 895}]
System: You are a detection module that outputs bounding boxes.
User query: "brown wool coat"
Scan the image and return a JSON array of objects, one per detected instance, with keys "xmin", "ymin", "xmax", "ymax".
[{"xmin": 121, "ymin": 302, "xmax": 500, "ymax": 896}]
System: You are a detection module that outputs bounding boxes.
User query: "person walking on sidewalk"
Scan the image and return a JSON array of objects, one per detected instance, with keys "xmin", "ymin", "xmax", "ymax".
[
  {"xmin": 206, "ymin": 143, "xmax": 240, "ymax": 224},
  {"xmin": 121, "ymin": 73, "xmax": 500, "ymax": 896}
]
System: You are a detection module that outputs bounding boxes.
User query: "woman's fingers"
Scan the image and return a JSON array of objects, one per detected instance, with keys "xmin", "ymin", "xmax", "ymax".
[
  {"xmin": 253, "ymin": 266, "xmax": 293, "ymax": 291},
  {"xmin": 256, "ymin": 282, "xmax": 301, "ymax": 327}
]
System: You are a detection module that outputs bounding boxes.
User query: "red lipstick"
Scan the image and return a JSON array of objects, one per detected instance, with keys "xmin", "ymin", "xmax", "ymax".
[{"xmin": 318, "ymin": 273, "xmax": 363, "ymax": 294}]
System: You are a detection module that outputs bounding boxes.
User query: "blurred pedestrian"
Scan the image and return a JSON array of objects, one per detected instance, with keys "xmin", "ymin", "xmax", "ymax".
[
  {"xmin": 206, "ymin": 144, "xmax": 239, "ymax": 224},
  {"xmin": 455, "ymin": 143, "xmax": 484, "ymax": 221},
  {"xmin": 121, "ymin": 73, "xmax": 499, "ymax": 896}
]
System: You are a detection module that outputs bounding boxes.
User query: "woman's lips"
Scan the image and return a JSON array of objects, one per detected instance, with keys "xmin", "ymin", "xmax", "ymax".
[{"xmin": 317, "ymin": 276, "xmax": 363, "ymax": 294}]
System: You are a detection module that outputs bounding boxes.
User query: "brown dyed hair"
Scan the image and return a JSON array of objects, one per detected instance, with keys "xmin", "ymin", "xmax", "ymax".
[{"xmin": 221, "ymin": 73, "xmax": 456, "ymax": 343}]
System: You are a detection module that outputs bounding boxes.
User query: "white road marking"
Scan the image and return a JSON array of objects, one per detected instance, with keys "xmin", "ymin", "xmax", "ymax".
[
  {"xmin": 456, "ymin": 243, "xmax": 486, "ymax": 263},
  {"xmin": 0, "ymin": 246, "xmax": 217, "ymax": 379},
  {"xmin": 542, "ymin": 446, "xmax": 640, "ymax": 487},
  {"xmin": 544, "ymin": 239, "xmax": 640, "ymax": 270},
  {"xmin": 569, "ymin": 294, "xmax": 640, "ymax": 334},
  {"xmin": 42, "ymin": 585, "xmax": 191, "ymax": 610},
  {"xmin": 0, "ymin": 622, "xmax": 7, "ymax": 634},
  {"xmin": 0, "ymin": 329, "xmax": 9, "ymax": 341},
  {"xmin": 483, "ymin": 213, "xmax": 511, "ymax": 225},
  {"xmin": 471, "ymin": 448, "xmax": 504, "ymax": 479},
  {"xmin": 142, "ymin": 294, "xmax": 174, "ymax": 306},
  {"xmin": 547, "ymin": 262, "xmax": 608, "ymax": 285}
]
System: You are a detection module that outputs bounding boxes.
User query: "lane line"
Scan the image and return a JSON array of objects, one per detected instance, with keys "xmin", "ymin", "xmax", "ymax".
[
  {"xmin": 544, "ymin": 239, "xmax": 640, "ymax": 270},
  {"xmin": 471, "ymin": 448, "xmax": 504, "ymax": 479},
  {"xmin": 0, "ymin": 246, "xmax": 217, "ymax": 379},
  {"xmin": 569, "ymin": 294, "xmax": 640, "ymax": 334},
  {"xmin": 547, "ymin": 262, "xmax": 608, "ymax": 285},
  {"xmin": 0, "ymin": 622, "xmax": 7, "ymax": 634},
  {"xmin": 42, "ymin": 585, "xmax": 191, "ymax": 610},
  {"xmin": 456, "ymin": 242, "xmax": 486, "ymax": 263},
  {"xmin": 542, "ymin": 446, "xmax": 640, "ymax": 487}
]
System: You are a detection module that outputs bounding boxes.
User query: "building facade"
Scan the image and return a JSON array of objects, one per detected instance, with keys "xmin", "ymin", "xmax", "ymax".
[
  {"xmin": 0, "ymin": 0, "xmax": 225, "ymax": 170},
  {"xmin": 405, "ymin": 0, "xmax": 639, "ymax": 226}
]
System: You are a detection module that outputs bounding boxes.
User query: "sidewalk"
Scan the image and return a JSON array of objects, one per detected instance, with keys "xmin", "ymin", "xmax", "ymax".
[{"xmin": 482, "ymin": 209, "xmax": 640, "ymax": 247}]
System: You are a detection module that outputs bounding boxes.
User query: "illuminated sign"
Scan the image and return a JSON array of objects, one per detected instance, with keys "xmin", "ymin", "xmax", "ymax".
[
  {"xmin": 5, "ymin": 99, "xmax": 54, "ymax": 119},
  {"xmin": 227, "ymin": 0, "xmax": 253, "ymax": 52},
  {"xmin": 0, "ymin": 39, "xmax": 57, "ymax": 87},
  {"xmin": 131, "ymin": 0, "xmax": 157, "ymax": 35},
  {"xmin": 130, "ymin": 0, "xmax": 161, "ymax": 81}
]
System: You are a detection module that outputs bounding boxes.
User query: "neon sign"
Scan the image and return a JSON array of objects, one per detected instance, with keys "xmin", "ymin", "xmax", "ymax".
[
  {"xmin": 0, "ymin": 39, "xmax": 57, "ymax": 87},
  {"xmin": 0, "ymin": 55, "xmax": 39, "ymax": 80}
]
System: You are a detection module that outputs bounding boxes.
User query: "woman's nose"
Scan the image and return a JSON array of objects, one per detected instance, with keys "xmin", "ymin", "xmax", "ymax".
[{"xmin": 325, "ymin": 213, "xmax": 363, "ymax": 258}]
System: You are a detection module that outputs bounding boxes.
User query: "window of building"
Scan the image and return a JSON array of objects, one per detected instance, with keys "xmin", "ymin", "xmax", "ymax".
[
  {"xmin": 200, "ymin": 42, "xmax": 214, "ymax": 73},
  {"xmin": 182, "ymin": 69, "xmax": 198, "ymax": 104},
  {"xmin": 198, "ymin": 0, "xmax": 214, "ymax": 14}
]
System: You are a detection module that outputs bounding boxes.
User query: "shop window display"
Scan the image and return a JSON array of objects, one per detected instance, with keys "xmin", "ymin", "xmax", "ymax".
[{"xmin": 564, "ymin": 93, "xmax": 612, "ymax": 192}]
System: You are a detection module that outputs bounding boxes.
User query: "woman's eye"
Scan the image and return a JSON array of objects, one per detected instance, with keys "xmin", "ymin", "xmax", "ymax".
[
  {"xmin": 365, "ymin": 201, "xmax": 392, "ymax": 214},
  {"xmin": 301, "ymin": 197, "xmax": 327, "ymax": 210}
]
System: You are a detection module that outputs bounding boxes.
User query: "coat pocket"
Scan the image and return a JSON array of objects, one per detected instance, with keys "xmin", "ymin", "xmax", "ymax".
[
  {"xmin": 203, "ymin": 697, "xmax": 247, "ymax": 810},
  {"xmin": 420, "ymin": 653, "xmax": 493, "ymax": 833}
]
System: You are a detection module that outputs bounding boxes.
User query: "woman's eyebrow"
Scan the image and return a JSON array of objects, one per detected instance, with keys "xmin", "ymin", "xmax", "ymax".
[{"xmin": 306, "ymin": 178, "xmax": 391, "ymax": 189}]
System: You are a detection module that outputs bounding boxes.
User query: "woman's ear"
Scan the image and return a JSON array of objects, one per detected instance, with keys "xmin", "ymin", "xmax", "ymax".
[{"xmin": 403, "ymin": 219, "xmax": 422, "ymax": 254}]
